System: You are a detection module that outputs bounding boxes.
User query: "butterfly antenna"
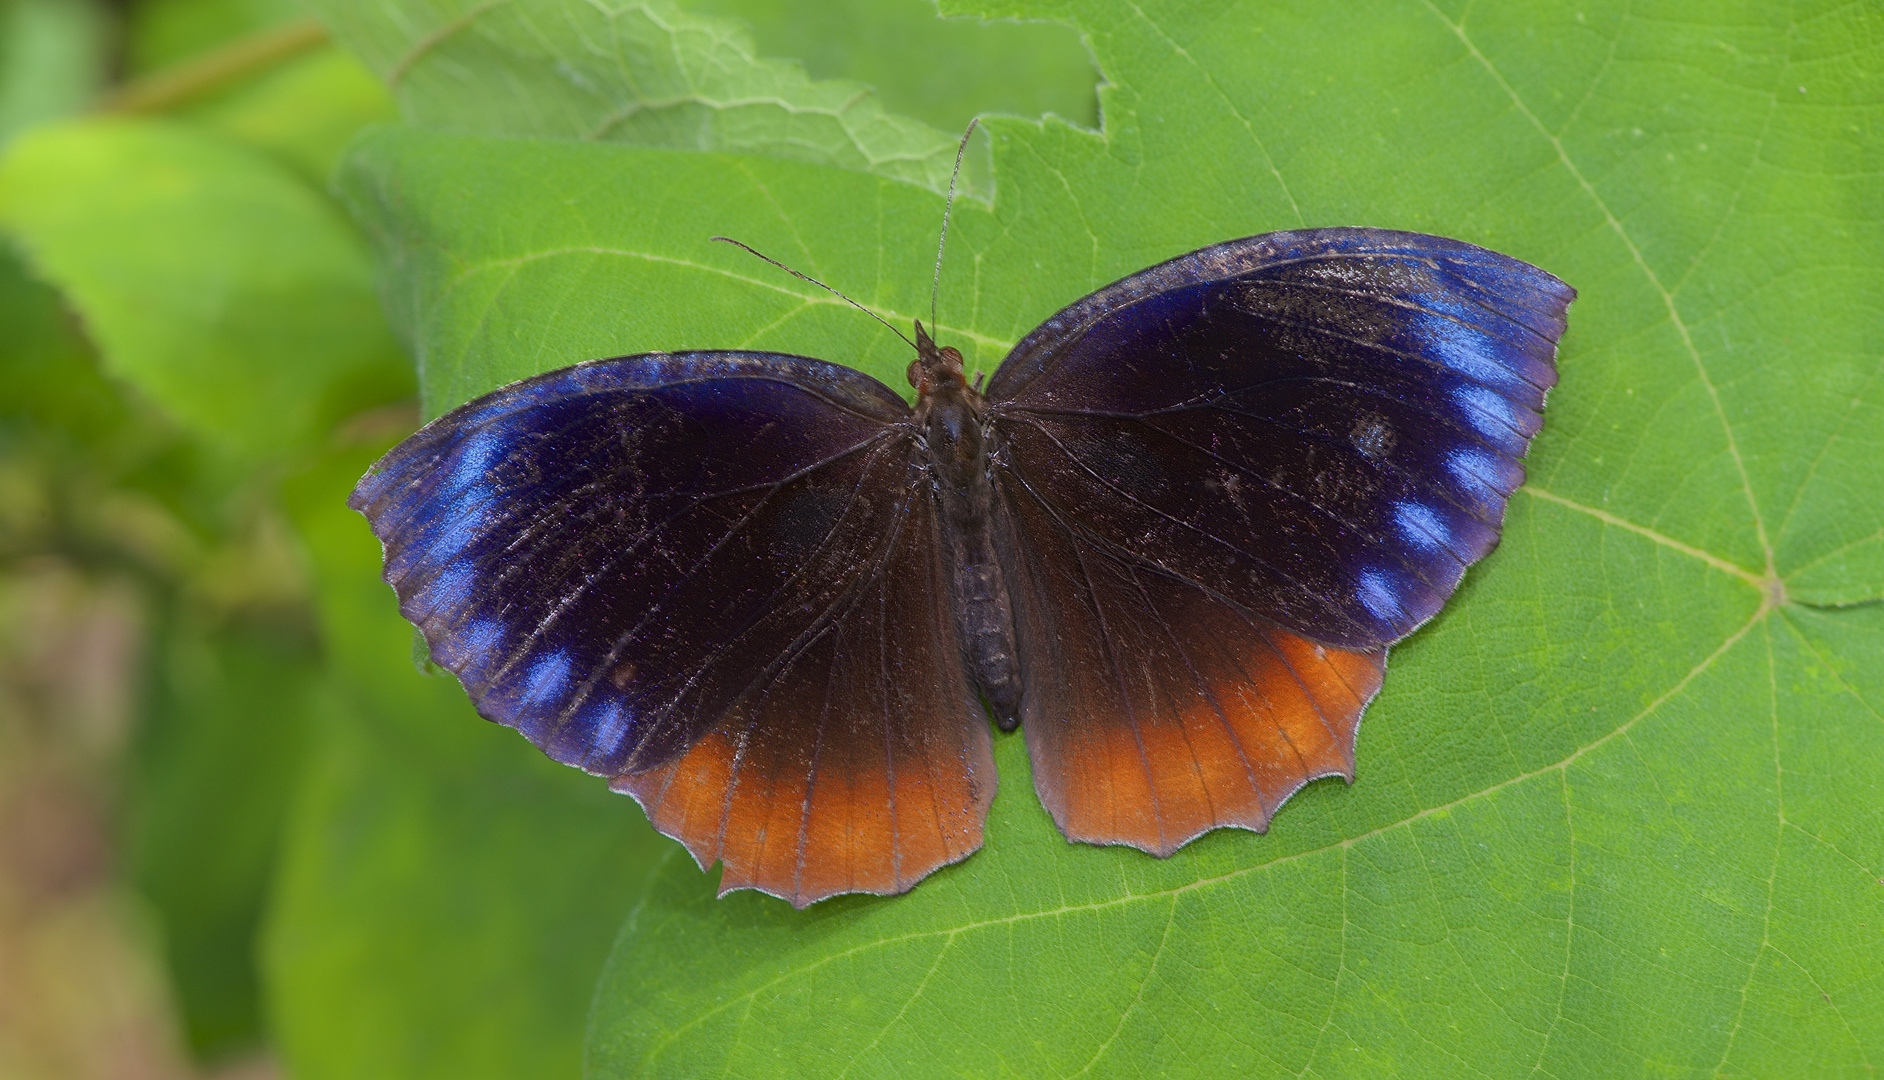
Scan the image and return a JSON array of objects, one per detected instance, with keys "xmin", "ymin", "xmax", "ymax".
[
  {"xmin": 710, "ymin": 236, "xmax": 916, "ymax": 351},
  {"xmin": 930, "ymin": 117, "xmax": 979, "ymax": 335}
]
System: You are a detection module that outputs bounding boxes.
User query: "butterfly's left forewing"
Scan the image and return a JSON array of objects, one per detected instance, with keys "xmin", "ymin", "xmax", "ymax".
[
  {"xmin": 988, "ymin": 228, "xmax": 1572, "ymax": 853},
  {"xmin": 351, "ymin": 353, "xmax": 993, "ymax": 906}
]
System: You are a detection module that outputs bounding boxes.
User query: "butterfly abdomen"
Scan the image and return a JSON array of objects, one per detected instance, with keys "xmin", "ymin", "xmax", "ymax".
[
  {"xmin": 946, "ymin": 527, "xmax": 1022, "ymax": 732},
  {"xmin": 928, "ymin": 409, "xmax": 1023, "ymax": 730},
  {"xmin": 916, "ymin": 335, "xmax": 1024, "ymax": 733}
]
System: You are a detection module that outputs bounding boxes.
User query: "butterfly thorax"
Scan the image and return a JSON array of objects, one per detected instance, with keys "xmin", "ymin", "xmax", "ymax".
[{"xmin": 910, "ymin": 322, "xmax": 1022, "ymax": 732}]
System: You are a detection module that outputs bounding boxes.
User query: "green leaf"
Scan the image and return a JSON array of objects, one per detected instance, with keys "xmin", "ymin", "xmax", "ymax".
[
  {"xmin": 0, "ymin": 0, "xmax": 110, "ymax": 145},
  {"xmin": 0, "ymin": 117, "xmax": 411, "ymax": 457},
  {"xmin": 0, "ymin": 245, "xmax": 126, "ymax": 446},
  {"xmin": 126, "ymin": 0, "xmax": 305, "ymax": 74},
  {"xmin": 679, "ymin": 0, "xmax": 1096, "ymax": 132},
  {"xmin": 309, "ymin": 0, "xmax": 987, "ymax": 195},
  {"xmin": 184, "ymin": 46, "xmax": 398, "ymax": 183},
  {"xmin": 262, "ymin": 444, "xmax": 670, "ymax": 1080},
  {"xmin": 125, "ymin": 612, "xmax": 320, "ymax": 1060},
  {"xmin": 338, "ymin": 132, "xmax": 951, "ymax": 415},
  {"xmin": 333, "ymin": 0, "xmax": 1884, "ymax": 1074}
]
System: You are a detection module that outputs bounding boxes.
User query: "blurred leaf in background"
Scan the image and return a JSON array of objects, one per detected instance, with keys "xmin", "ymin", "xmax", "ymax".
[
  {"xmin": 127, "ymin": 606, "xmax": 321, "ymax": 1059},
  {"xmin": 1, "ymin": 116, "xmax": 408, "ymax": 457},
  {"xmin": 313, "ymin": 0, "xmax": 968, "ymax": 195},
  {"xmin": 306, "ymin": 0, "xmax": 1094, "ymax": 207},
  {"xmin": 683, "ymin": 0, "xmax": 1095, "ymax": 132},
  {"xmin": 125, "ymin": 0, "xmax": 306, "ymax": 74},
  {"xmin": 0, "ymin": 0, "xmax": 109, "ymax": 145},
  {"xmin": 0, "ymin": 0, "xmax": 410, "ymax": 1065}
]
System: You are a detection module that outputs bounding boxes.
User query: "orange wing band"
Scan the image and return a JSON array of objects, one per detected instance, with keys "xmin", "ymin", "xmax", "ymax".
[
  {"xmin": 612, "ymin": 630, "xmax": 994, "ymax": 908},
  {"xmin": 1026, "ymin": 621, "xmax": 1385, "ymax": 856}
]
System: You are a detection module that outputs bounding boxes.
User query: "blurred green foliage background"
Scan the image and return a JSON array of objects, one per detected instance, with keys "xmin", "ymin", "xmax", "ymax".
[{"xmin": 0, "ymin": 0, "xmax": 1093, "ymax": 1074}]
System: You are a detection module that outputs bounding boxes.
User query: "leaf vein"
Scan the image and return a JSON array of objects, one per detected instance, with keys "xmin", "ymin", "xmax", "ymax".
[
  {"xmin": 1421, "ymin": 0, "xmax": 1777, "ymax": 579},
  {"xmin": 1521, "ymin": 486, "xmax": 1763, "ymax": 587}
]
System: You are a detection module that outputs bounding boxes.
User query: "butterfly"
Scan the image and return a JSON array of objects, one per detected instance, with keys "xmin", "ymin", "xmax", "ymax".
[{"xmin": 351, "ymin": 226, "xmax": 1573, "ymax": 908}]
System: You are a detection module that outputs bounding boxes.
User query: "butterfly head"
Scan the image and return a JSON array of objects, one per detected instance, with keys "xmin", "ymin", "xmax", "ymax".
[{"xmin": 908, "ymin": 320, "xmax": 968, "ymax": 401}]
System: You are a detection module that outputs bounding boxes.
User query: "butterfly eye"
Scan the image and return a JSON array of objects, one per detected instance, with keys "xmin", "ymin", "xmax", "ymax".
[{"xmin": 907, "ymin": 359, "xmax": 923, "ymax": 389}]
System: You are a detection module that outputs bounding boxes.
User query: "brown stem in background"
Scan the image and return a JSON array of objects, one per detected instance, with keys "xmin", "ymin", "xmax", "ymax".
[{"xmin": 97, "ymin": 18, "xmax": 328, "ymax": 114}]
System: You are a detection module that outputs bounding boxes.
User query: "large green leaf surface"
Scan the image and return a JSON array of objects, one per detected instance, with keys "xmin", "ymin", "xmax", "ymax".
[
  {"xmin": 680, "ymin": 0, "xmax": 1096, "ymax": 132},
  {"xmin": 332, "ymin": 0, "xmax": 1884, "ymax": 1074},
  {"xmin": 310, "ymin": 0, "xmax": 987, "ymax": 194}
]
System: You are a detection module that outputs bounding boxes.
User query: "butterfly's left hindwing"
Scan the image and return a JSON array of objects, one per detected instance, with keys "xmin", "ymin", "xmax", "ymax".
[
  {"xmin": 350, "ymin": 353, "xmax": 994, "ymax": 906},
  {"xmin": 993, "ymin": 472, "xmax": 1386, "ymax": 854}
]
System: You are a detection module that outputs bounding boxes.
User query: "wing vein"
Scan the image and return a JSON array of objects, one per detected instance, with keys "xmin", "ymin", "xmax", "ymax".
[
  {"xmin": 472, "ymin": 429, "xmax": 897, "ymax": 700},
  {"xmin": 999, "ymin": 414, "xmax": 1394, "ymax": 639},
  {"xmin": 1127, "ymin": 567, "xmax": 1270, "ymax": 817}
]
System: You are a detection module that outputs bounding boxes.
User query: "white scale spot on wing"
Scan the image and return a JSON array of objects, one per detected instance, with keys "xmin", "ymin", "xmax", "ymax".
[
  {"xmin": 1356, "ymin": 570, "xmax": 1402, "ymax": 622},
  {"xmin": 1392, "ymin": 501, "xmax": 1451, "ymax": 553},
  {"xmin": 521, "ymin": 649, "xmax": 573, "ymax": 707}
]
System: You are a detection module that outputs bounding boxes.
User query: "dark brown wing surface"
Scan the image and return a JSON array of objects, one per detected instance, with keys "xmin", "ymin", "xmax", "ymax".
[
  {"xmin": 351, "ymin": 352, "xmax": 992, "ymax": 906},
  {"xmin": 995, "ymin": 474, "xmax": 1385, "ymax": 852},
  {"xmin": 613, "ymin": 481, "xmax": 994, "ymax": 906},
  {"xmin": 988, "ymin": 228, "xmax": 1571, "ymax": 851}
]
